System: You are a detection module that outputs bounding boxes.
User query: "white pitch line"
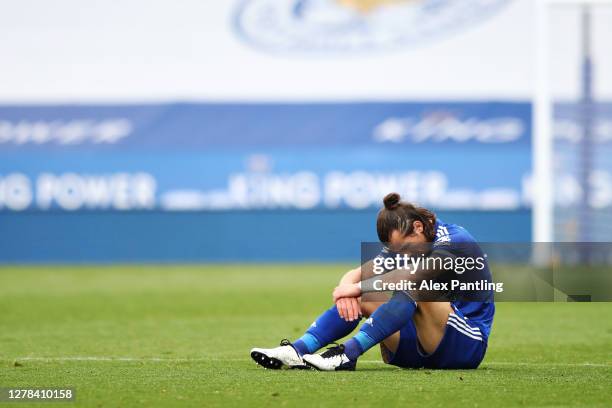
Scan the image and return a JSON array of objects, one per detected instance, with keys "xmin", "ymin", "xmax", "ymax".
[
  {"xmin": 482, "ymin": 361, "xmax": 611, "ymax": 368},
  {"xmin": 4, "ymin": 357, "xmax": 611, "ymax": 368}
]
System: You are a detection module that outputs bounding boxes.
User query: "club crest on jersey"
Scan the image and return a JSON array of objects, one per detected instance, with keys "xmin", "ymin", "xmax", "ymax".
[{"xmin": 233, "ymin": 0, "xmax": 511, "ymax": 53}]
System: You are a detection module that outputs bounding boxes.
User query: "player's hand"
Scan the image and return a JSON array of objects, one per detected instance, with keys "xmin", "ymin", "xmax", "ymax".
[
  {"xmin": 333, "ymin": 283, "xmax": 362, "ymax": 303},
  {"xmin": 336, "ymin": 297, "xmax": 361, "ymax": 321}
]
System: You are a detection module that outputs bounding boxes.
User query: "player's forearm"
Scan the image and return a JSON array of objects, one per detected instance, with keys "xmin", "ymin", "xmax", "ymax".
[
  {"xmin": 339, "ymin": 259, "xmax": 377, "ymax": 285},
  {"xmin": 360, "ymin": 267, "xmax": 416, "ymax": 292},
  {"xmin": 339, "ymin": 267, "xmax": 361, "ymax": 285},
  {"xmin": 361, "ymin": 250, "xmax": 455, "ymax": 292},
  {"xmin": 361, "ymin": 261, "xmax": 444, "ymax": 293}
]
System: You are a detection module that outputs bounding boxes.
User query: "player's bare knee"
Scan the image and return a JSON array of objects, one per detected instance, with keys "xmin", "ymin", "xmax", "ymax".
[
  {"xmin": 414, "ymin": 302, "xmax": 453, "ymax": 334},
  {"xmin": 360, "ymin": 301, "xmax": 374, "ymax": 317},
  {"xmin": 360, "ymin": 301, "xmax": 383, "ymax": 318}
]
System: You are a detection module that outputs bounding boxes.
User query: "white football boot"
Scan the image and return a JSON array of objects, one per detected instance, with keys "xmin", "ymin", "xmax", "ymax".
[
  {"xmin": 302, "ymin": 344, "xmax": 356, "ymax": 371},
  {"xmin": 250, "ymin": 339, "xmax": 308, "ymax": 369}
]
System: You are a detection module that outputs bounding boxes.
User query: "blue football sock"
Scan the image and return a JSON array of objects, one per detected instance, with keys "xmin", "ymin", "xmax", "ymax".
[
  {"xmin": 293, "ymin": 305, "xmax": 361, "ymax": 356},
  {"xmin": 343, "ymin": 292, "xmax": 416, "ymax": 361}
]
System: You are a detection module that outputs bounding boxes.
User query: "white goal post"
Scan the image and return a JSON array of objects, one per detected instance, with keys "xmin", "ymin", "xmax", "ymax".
[{"xmin": 532, "ymin": 0, "xmax": 612, "ymax": 243}]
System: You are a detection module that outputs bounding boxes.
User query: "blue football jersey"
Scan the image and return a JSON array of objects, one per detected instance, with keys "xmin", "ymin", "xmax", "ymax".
[{"xmin": 433, "ymin": 220, "xmax": 495, "ymax": 340}]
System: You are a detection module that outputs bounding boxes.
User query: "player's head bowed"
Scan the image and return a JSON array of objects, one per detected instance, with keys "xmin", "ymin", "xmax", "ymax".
[{"xmin": 377, "ymin": 192, "xmax": 437, "ymax": 246}]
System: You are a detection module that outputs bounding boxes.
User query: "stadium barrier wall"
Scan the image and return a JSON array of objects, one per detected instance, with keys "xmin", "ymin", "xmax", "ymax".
[{"xmin": 0, "ymin": 209, "xmax": 530, "ymax": 263}]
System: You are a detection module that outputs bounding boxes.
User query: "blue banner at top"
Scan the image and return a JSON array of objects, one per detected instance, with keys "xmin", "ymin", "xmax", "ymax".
[{"xmin": 0, "ymin": 102, "xmax": 531, "ymax": 151}]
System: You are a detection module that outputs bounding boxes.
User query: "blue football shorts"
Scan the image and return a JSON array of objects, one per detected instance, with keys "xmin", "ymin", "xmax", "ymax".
[{"xmin": 380, "ymin": 307, "xmax": 488, "ymax": 369}]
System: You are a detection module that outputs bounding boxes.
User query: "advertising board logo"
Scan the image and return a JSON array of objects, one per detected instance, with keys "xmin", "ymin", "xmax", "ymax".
[
  {"xmin": 373, "ymin": 112, "xmax": 525, "ymax": 144},
  {"xmin": 234, "ymin": 0, "xmax": 511, "ymax": 52},
  {"xmin": 0, "ymin": 119, "xmax": 132, "ymax": 146}
]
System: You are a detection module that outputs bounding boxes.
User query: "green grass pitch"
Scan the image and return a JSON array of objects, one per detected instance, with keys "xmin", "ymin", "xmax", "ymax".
[{"xmin": 0, "ymin": 265, "xmax": 611, "ymax": 407}]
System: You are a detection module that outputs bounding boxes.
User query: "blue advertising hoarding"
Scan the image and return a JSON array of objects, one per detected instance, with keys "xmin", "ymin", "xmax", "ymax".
[
  {"xmin": 0, "ymin": 101, "xmax": 537, "ymax": 262},
  {"xmin": 0, "ymin": 102, "xmax": 532, "ymax": 213}
]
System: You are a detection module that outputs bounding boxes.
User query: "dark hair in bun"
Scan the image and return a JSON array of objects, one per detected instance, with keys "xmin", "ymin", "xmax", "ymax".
[
  {"xmin": 383, "ymin": 192, "xmax": 401, "ymax": 210},
  {"xmin": 377, "ymin": 192, "xmax": 437, "ymax": 243}
]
